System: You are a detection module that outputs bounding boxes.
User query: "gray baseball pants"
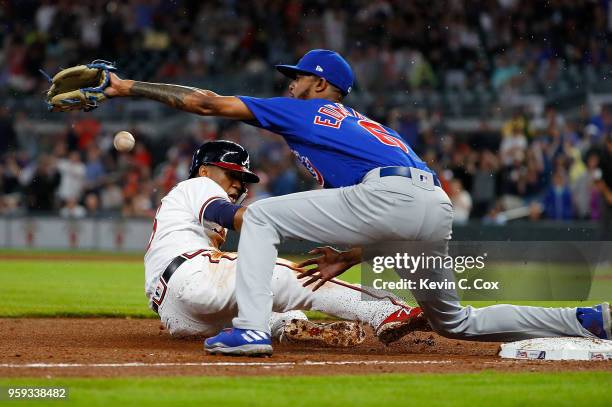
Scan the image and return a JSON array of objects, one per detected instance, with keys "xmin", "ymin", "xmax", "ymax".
[{"xmin": 233, "ymin": 168, "xmax": 593, "ymax": 340}]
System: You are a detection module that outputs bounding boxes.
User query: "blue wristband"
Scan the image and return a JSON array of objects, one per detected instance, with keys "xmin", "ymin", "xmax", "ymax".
[{"xmin": 203, "ymin": 198, "xmax": 241, "ymax": 230}]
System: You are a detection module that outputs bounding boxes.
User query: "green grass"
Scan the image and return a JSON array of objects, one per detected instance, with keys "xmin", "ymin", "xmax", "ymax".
[
  {"xmin": 1, "ymin": 251, "xmax": 610, "ymax": 405},
  {"xmin": 0, "ymin": 250, "xmax": 607, "ymax": 317},
  {"xmin": 0, "ymin": 259, "xmax": 151, "ymax": 317},
  {"xmin": 0, "ymin": 248, "xmax": 143, "ymax": 257},
  {"xmin": 0, "ymin": 372, "xmax": 610, "ymax": 406}
]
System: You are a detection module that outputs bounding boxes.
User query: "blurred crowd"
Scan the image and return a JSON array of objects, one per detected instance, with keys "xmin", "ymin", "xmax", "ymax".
[
  {"xmin": 2, "ymin": 0, "xmax": 612, "ymax": 227},
  {"xmin": 2, "ymin": 0, "xmax": 612, "ymax": 106},
  {"xmin": 2, "ymin": 102, "xmax": 612, "ymax": 227},
  {"xmin": 0, "ymin": 106, "xmax": 322, "ymax": 218},
  {"xmin": 422, "ymin": 105, "xmax": 612, "ymax": 226}
]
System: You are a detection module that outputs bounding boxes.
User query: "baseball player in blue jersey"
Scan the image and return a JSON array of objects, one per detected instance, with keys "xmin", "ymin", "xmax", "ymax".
[{"xmin": 75, "ymin": 49, "xmax": 610, "ymax": 356}]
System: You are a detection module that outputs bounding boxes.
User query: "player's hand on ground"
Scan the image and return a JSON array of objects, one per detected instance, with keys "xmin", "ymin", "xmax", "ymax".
[{"xmin": 297, "ymin": 246, "xmax": 353, "ymax": 291}]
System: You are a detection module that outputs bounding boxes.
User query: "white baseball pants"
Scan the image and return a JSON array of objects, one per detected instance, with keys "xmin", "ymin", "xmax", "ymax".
[{"xmin": 156, "ymin": 250, "xmax": 400, "ymax": 338}]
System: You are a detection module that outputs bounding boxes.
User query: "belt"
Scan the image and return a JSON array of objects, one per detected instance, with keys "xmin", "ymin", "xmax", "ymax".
[
  {"xmin": 379, "ymin": 166, "xmax": 441, "ymax": 187},
  {"xmin": 151, "ymin": 254, "xmax": 190, "ymax": 314}
]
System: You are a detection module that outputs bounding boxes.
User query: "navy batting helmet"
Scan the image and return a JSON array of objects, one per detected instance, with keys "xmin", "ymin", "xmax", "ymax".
[{"xmin": 188, "ymin": 140, "xmax": 259, "ymax": 183}]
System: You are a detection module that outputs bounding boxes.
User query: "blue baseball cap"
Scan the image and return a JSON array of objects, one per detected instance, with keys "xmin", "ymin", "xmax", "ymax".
[{"xmin": 275, "ymin": 49, "xmax": 354, "ymax": 95}]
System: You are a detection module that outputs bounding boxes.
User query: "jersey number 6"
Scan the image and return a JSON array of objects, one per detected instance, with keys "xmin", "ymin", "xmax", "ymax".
[{"xmin": 358, "ymin": 119, "xmax": 408, "ymax": 153}]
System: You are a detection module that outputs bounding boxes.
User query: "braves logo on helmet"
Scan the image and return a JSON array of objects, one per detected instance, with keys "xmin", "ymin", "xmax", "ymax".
[
  {"xmin": 241, "ymin": 155, "xmax": 250, "ymax": 168},
  {"xmin": 189, "ymin": 140, "xmax": 259, "ymax": 183}
]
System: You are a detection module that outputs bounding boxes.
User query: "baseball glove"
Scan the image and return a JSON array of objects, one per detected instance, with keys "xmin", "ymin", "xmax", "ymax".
[{"xmin": 45, "ymin": 60, "xmax": 117, "ymax": 112}]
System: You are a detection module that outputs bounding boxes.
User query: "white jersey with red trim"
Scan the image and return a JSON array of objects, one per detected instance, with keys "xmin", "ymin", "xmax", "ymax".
[{"xmin": 144, "ymin": 177, "xmax": 229, "ymax": 300}]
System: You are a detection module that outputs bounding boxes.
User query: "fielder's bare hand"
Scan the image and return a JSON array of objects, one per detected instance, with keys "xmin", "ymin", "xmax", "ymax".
[
  {"xmin": 103, "ymin": 72, "xmax": 130, "ymax": 98},
  {"xmin": 297, "ymin": 246, "xmax": 362, "ymax": 291}
]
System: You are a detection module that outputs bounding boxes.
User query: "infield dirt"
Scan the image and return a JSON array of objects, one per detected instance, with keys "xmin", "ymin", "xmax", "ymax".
[{"xmin": 1, "ymin": 318, "xmax": 610, "ymax": 377}]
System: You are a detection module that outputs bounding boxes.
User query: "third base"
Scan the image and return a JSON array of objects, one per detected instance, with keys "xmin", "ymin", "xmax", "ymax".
[{"xmin": 499, "ymin": 337, "xmax": 612, "ymax": 361}]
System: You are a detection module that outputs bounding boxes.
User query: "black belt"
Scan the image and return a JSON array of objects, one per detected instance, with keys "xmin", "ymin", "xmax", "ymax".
[
  {"xmin": 379, "ymin": 166, "xmax": 441, "ymax": 187},
  {"xmin": 151, "ymin": 254, "xmax": 189, "ymax": 314}
]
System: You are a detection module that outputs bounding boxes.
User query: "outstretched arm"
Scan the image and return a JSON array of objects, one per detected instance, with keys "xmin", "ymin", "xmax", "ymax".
[{"xmin": 104, "ymin": 73, "xmax": 254, "ymax": 120}]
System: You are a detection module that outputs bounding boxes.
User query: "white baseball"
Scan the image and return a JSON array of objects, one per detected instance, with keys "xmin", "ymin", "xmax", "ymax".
[{"xmin": 113, "ymin": 131, "xmax": 135, "ymax": 152}]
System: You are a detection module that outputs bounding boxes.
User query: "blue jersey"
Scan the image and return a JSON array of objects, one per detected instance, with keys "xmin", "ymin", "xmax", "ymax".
[{"xmin": 238, "ymin": 97, "xmax": 435, "ymax": 188}]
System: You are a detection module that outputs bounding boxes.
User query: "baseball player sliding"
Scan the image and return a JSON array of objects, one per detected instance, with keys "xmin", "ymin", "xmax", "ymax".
[
  {"xmin": 144, "ymin": 139, "xmax": 425, "ymax": 349},
  {"xmin": 47, "ymin": 50, "xmax": 610, "ymax": 356}
]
